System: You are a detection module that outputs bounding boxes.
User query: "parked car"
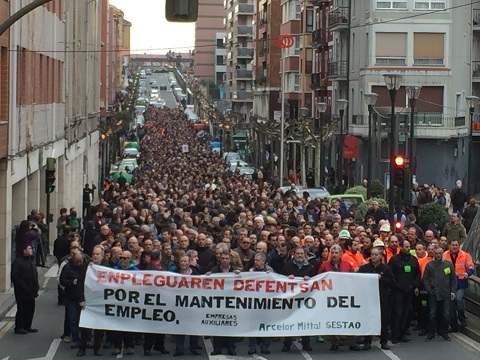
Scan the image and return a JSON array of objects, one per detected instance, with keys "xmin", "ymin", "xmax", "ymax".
[
  {"xmin": 223, "ymin": 152, "xmax": 241, "ymax": 163},
  {"xmin": 239, "ymin": 167, "xmax": 255, "ymax": 179},
  {"xmin": 301, "ymin": 187, "xmax": 331, "ymax": 200},
  {"xmin": 160, "ymin": 85, "xmax": 167, "ymax": 91},
  {"xmin": 327, "ymin": 194, "xmax": 364, "ymax": 218},
  {"xmin": 145, "ymin": 69, "xmax": 152, "ymax": 75}
]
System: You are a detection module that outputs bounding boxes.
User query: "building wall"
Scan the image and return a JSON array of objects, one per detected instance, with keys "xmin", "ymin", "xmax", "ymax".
[
  {"xmin": 194, "ymin": 0, "xmax": 225, "ymax": 82},
  {"xmin": 0, "ymin": 0, "xmax": 108, "ymax": 292},
  {"xmin": 0, "ymin": 0, "xmax": 10, "ymax": 159}
]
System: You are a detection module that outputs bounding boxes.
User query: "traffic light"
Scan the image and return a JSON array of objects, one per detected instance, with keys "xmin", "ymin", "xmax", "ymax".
[
  {"xmin": 393, "ymin": 155, "xmax": 406, "ymax": 187},
  {"xmin": 165, "ymin": 0, "xmax": 198, "ymax": 22},
  {"xmin": 395, "ymin": 221, "xmax": 403, "ymax": 232},
  {"xmin": 45, "ymin": 158, "xmax": 56, "ymax": 194}
]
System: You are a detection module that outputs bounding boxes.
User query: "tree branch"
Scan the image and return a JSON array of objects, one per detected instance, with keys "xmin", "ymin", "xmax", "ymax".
[{"xmin": 0, "ymin": 0, "xmax": 54, "ymax": 37}]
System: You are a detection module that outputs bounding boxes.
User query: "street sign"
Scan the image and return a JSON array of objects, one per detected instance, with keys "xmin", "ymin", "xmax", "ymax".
[
  {"xmin": 274, "ymin": 111, "xmax": 281, "ymax": 123},
  {"xmin": 182, "ymin": 144, "xmax": 189, "ymax": 153}
]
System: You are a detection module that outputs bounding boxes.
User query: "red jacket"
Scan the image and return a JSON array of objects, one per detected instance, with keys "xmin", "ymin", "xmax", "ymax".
[{"xmin": 318, "ymin": 260, "xmax": 354, "ymax": 274}]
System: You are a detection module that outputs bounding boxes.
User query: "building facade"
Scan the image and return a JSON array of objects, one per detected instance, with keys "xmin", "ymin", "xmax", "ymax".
[
  {"xmin": 0, "ymin": 0, "xmax": 129, "ymax": 292},
  {"xmin": 307, "ymin": 0, "xmax": 478, "ymax": 192},
  {"xmin": 194, "ymin": 0, "xmax": 225, "ymax": 83}
]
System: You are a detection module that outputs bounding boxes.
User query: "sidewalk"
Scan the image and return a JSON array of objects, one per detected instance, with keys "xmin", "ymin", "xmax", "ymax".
[{"xmin": 0, "ymin": 255, "xmax": 56, "ymax": 321}]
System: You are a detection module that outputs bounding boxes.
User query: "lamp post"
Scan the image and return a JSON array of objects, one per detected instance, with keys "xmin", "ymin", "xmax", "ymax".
[
  {"xmin": 299, "ymin": 108, "xmax": 309, "ymax": 186},
  {"xmin": 466, "ymin": 95, "xmax": 479, "ymax": 195},
  {"xmin": 336, "ymin": 99, "xmax": 348, "ymax": 187},
  {"xmin": 317, "ymin": 102, "xmax": 328, "ymax": 186},
  {"xmin": 405, "ymin": 84, "xmax": 422, "ymax": 203},
  {"xmin": 383, "ymin": 72, "xmax": 403, "ymax": 228},
  {"xmin": 364, "ymin": 93, "xmax": 378, "ymax": 199}
]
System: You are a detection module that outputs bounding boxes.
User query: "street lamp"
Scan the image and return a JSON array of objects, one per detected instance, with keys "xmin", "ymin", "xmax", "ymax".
[
  {"xmin": 336, "ymin": 98, "xmax": 348, "ymax": 187},
  {"xmin": 364, "ymin": 93, "xmax": 378, "ymax": 199},
  {"xmin": 383, "ymin": 72, "xmax": 403, "ymax": 228},
  {"xmin": 466, "ymin": 95, "xmax": 479, "ymax": 195},
  {"xmin": 317, "ymin": 102, "xmax": 328, "ymax": 186},
  {"xmin": 405, "ymin": 84, "xmax": 422, "ymax": 202}
]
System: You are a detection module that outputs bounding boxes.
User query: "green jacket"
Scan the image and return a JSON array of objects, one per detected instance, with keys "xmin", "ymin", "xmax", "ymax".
[{"xmin": 442, "ymin": 222, "xmax": 466, "ymax": 244}]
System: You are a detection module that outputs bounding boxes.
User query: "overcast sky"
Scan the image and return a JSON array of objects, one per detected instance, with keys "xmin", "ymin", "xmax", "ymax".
[{"xmin": 109, "ymin": 0, "xmax": 195, "ymax": 54}]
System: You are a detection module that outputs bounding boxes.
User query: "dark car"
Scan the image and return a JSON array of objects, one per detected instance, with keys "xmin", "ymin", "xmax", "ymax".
[{"xmin": 160, "ymin": 85, "xmax": 167, "ymax": 91}]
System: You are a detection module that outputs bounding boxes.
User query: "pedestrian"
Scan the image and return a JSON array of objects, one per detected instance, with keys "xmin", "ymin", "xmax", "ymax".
[
  {"xmin": 442, "ymin": 212, "xmax": 467, "ymax": 244},
  {"xmin": 11, "ymin": 244, "xmax": 39, "ymax": 335},
  {"xmin": 388, "ymin": 239, "xmax": 421, "ymax": 344},
  {"xmin": 423, "ymin": 246, "xmax": 456, "ymax": 341},
  {"xmin": 462, "ymin": 198, "xmax": 478, "ymax": 233},
  {"xmin": 358, "ymin": 247, "xmax": 394, "ymax": 350},
  {"xmin": 443, "ymin": 239, "xmax": 474, "ymax": 331},
  {"xmin": 450, "ymin": 180, "xmax": 467, "ymax": 218},
  {"xmin": 82, "ymin": 184, "xmax": 96, "ymax": 218}
]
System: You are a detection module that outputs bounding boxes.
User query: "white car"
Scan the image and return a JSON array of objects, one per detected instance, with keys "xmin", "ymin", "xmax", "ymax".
[{"xmin": 150, "ymin": 89, "xmax": 159, "ymax": 97}]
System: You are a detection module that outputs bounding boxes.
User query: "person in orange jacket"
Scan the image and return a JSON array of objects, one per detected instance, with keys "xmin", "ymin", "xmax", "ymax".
[{"xmin": 442, "ymin": 239, "xmax": 474, "ymax": 330}]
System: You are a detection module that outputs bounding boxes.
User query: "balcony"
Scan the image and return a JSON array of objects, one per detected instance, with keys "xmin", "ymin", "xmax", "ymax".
[
  {"xmin": 473, "ymin": 61, "xmax": 480, "ymax": 82},
  {"xmin": 311, "ymin": 29, "xmax": 327, "ymax": 48},
  {"xmin": 236, "ymin": 69, "xmax": 253, "ymax": 79},
  {"xmin": 328, "ymin": 60, "xmax": 347, "ymax": 79},
  {"xmin": 236, "ymin": 4, "xmax": 254, "ymax": 15},
  {"xmin": 375, "ymin": 57, "xmax": 406, "ymax": 66},
  {"xmin": 237, "ymin": 26, "xmax": 253, "ymax": 37},
  {"xmin": 350, "ymin": 114, "xmax": 468, "ymax": 139},
  {"xmin": 310, "ymin": 73, "xmax": 328, "ymax": 90},
  {"xmin": 236, "ymin": 48, "xmax": 254, "ymax": 58},
  {"xmin": 328, "ymin": 7, "xmax": 349, "ymax": 31},
  {"xmin": 233, "ymin": 90, "xmax": 253, "ymax": 101},
  {"xmin": 474, "ymin": 9, "xmax": 480, "ymax": 31},
  {"xmin": 413, "ymin": 58, "xmax": 444, "ymax": 66},
  {"xmin": 311, "ymin": 0, "xmax": 330, "ymax": 5},
  {"xmin": 259, "ymin": 18, "xmax": 267, "ymax": 28},
  {"xmin": 255, "ymin": 76, "xmax": 267, "ymax": 86}
]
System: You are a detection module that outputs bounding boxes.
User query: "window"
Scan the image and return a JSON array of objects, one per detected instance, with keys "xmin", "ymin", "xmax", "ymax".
[
  {"xmin": 306, "ymin": 8, "xmax": 314, "ymax": 32},
  {"xmin": 413, "ymin": 33, "xmax": 444, "ymax": 65},
  {"xmin": 375, "ymin": 32, "xmax": 407, "ymax": 65},
  {"xmin": 216, "ymin": 39, "xmax": 224, "ymax": 49},
  {"xmin": 296, "ymin": 4, "xmax": 301, "ymax": 19},
  {"xmin": 294, "ymin": 35, "xmax": 300, "ymax": 55},
  {"xmin": 414, "ymin": 0, "xmax": 446, "ymax": 10},
  {"xmin": 294, "ymin": 73, "xmax": 300, "ymax": 92},
  {"xmin": 216, "ymin": 56, "xmax": 224, "ymax": 65},
  {"xmin": 376, "ymin": 1, "xmax": 407, "ymax": 9}
]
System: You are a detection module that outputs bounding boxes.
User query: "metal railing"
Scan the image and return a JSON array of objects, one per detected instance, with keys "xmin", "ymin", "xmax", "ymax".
[
  {"xmin": 328, "ymin": 60, "xmax": 347, "ymax": 78},
  {"xmin": 375, "ymin": 57, "xmax": 406, "ymax": 66},
  {"xmin": 328, "ymin": 7, "xmax": 349, "ymax": 28},
  {"xmin": 473, "ymin": 60, "xmax": 480, "ymax": 78},
  {"xmin": 233, "ymin": 90, "xmax": 253, "ymax": 101},
  {"xmin": 310, "ymin": 73, "xmax": 327, "ymax": 90},
  {"xmin": 237, "ymin": 3, "xmax": 254, "ymax": 14},
  {"xmin": 351, "ymin": 114, "xmax": 466, "ymax": 128},
  {"xmin": 237, "ymin": 48, "xmax": 254, "ymax": 58},
  {"xmin": 413, "ymin": 58, "xmax": 444, "ymax": 66},
  {"xmin": 237, "ymin": 26, "xmax": 253, "ymax": 36},
  {"xmin": 236, "ymin": 69, "xmax": 253, "ymax": 79},
  {"xmin": 311, "ymin": 29, "xmax": 327, "ymax": 47}
]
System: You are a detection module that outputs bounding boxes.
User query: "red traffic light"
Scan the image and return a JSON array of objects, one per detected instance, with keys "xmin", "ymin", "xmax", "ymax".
[
  {"xmin": 394, "ymin": 155, "xmax": 405, "ymax": 167},
  {"xmin": 395, "ymin": 221, "xmax": 402, "ymax": 231}
]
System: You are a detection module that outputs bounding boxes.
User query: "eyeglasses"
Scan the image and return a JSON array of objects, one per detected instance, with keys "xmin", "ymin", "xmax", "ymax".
[{"xmin": 119, "ymin": 257, "xmax": 130, "ymax": 260}]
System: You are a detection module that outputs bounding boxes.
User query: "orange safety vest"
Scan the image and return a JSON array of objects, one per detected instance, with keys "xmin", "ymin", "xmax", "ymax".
[
  {"xmin": 385, "ymin": 246, "xmax": 400, "ymax": 263},
  {"xmin": 418, "ymin": 256, "xmax": 433, "ymax": 277},
  {"xmin": 443, "ymin": 250, "xmax": 474, "ymax": 279},
  {"xmin": 341, "ymin": 250, "xmax": 366, "ymax": 272}
]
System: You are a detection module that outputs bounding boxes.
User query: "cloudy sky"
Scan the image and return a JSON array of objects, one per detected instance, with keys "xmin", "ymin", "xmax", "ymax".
[{"xmin": 109, "ymin": 0, "xmax": 195, "ymax": 54}]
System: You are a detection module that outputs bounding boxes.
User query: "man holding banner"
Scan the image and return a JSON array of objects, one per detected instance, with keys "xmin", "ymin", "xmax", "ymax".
[{"xmin": 281, "ymin": 246, "xmax": 315, "ymax": 352}]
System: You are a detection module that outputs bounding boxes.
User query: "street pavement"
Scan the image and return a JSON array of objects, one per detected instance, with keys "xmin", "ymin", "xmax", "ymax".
[
  {"xmin": 146, "ymin": 72, "xmax": 178, "ymax": 109},
  {"xmin": 0, "ymin": 270, "xmax": 479, "ymax": 360}
]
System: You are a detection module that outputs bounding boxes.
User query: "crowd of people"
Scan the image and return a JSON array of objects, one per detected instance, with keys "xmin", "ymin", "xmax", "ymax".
[{"xmin": 11, "ymin": 105, "xmax": 476, "ymax": 357}]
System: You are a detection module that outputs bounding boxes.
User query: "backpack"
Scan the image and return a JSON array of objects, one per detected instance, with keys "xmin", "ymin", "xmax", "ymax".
[{"xmin": 68, "ymin": 216, "xmax": 80, "ymax": 230}]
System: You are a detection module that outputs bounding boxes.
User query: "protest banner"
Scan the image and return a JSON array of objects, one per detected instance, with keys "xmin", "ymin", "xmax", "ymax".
[{"xmin": 80, "ymin": 265, "xmax": 380, "ymax": 337}]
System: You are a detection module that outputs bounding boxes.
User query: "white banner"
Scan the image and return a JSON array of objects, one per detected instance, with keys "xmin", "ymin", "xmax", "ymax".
[{"xmin": 80, "ymin": 265, "xmax": 380, "ymax": 336}]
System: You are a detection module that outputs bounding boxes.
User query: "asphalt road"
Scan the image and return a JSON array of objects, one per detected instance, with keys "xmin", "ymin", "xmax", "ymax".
[
  {"xmin": 0, "ymin": 268, "xmax": 479, "ymax": 359},
  {"xmin": 146, "ymin": 72, "xmax": 178, "ymax": 109}
]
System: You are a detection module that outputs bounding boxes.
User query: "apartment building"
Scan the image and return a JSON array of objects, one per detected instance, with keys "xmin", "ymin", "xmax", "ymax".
[
  {"xmin": 0, "ymin": 0, "xmax": 128, "ymax": 292},
  {"xmin": 224, "ymin": 0, "xmax": 255, "ymax": 122},
  {"xmin": 309, "ymin": 0, "xmax": 478, "ymax": 191},
  {"xmin": 194, "ymin": 0, "xmax": 226, "ymax": 83},
  {"xmin": 215, "ymin": 32, "xmax": 227, "ymax": 84}
]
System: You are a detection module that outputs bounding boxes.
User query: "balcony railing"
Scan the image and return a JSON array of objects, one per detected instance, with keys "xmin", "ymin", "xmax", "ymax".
[
  {"xmin": 311, "ymin": 0, "xmax": 330, "ymax": 5},
  {"xmin": 259, "ymin": 18, "xmax": 267, "ymax": 28},
  {"xmin": 237, "ymin": 26, "xmax": 253, "ymax": 36},
  {"xmin": 233, "ymin": 90, "xmax": 253, "ymax": 101},
  {"xmin": 328, "ymin": 7, "xmax": 349, "ymax": 29},
  {"xmin": 236, "ymin": 4, "xmax": 254, "ymax": 14},
  {"xmin": 311, "ymin": 29, "xmax": 327, "ymax": 47},
  {"xmin": 473, "ymin": 60, "xmax": 480, "ymax": 79},
  {"xmin": 351, "ymin": 114, "xmax": 466, "ymax": 128},
  {"xmin": 310, "ymin": 73, "xmax": 327, "ymax": 90},
  {"xmin": 413, "ymin": 58, "xmax": 444, "ymax": 66},
  {"xmin": 375, "ymin": 57, "xmax": 406, "ymax": 66},
  {"xmin": 236, "ymin": 69, "xmax": 253, "ymax": 79},
  {"xmin": 237, "ymin": 48, "xmax": 254, "ymax": 58},
  {"xmin": 328, "ymin": 60, "xmax": 347, "ymax": 78},
  {"xmin": 474, "ymin": 9, "xmax": 480, "ymax": 29}
]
